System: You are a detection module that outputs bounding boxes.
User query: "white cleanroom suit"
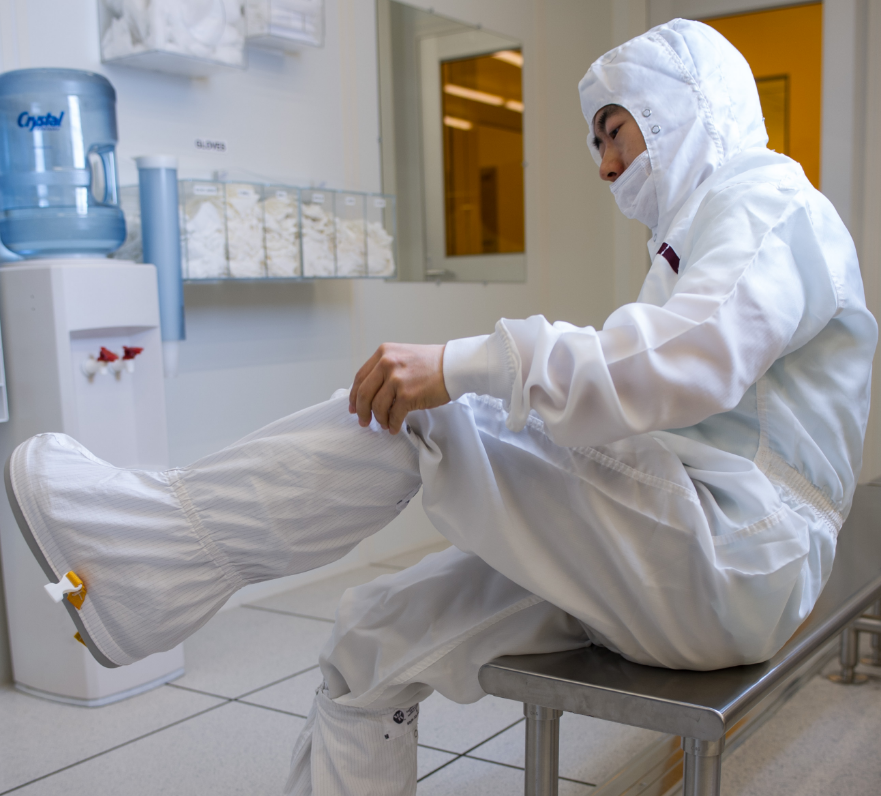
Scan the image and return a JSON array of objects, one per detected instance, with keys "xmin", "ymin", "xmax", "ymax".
[{"xmin": 4, "ymin": 17, "xmax": 876, "ymax": 796}]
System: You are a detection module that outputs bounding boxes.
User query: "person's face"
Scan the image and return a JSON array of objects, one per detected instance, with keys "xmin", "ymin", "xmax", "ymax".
[{"xmin": 592, "ymin": 105, "xmax": 647, "ymax": 182}]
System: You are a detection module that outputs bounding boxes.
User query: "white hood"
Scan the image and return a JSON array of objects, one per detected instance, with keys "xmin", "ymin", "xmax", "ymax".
[{"xmin": 578, "ymin": 19, "xmax": 769, "ymax": 244}]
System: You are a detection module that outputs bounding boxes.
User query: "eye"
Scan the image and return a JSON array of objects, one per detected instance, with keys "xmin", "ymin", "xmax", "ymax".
[{"xmin": 610, "ymin": 125, "xmax": 620, "ymax": 140}]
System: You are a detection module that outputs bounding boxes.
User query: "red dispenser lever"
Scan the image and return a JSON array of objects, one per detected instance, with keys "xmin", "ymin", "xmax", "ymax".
[
  {"xmin": 82, "ymin": 346, "xmax": 143, "ymax": 378},
  {"xmin": 122, "ymin": 346, "xmax": 144, "ymax": 373}
]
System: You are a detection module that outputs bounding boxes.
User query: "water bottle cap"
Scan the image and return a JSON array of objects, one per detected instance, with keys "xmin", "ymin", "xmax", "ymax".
[{"xmin": 135, "ymin": 155, "xmax": 178, "ymax": 170}]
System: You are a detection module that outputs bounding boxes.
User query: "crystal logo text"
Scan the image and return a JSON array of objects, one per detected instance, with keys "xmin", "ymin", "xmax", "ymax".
[{"xmin": 18, "ymin": 111, "xmax": 65, "ymax": 131}]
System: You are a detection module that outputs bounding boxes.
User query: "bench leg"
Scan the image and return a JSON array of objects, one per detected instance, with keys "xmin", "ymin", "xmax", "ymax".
[
  {"xmin": 828, "ymin": 625, "xmax": 869, "ymax": 684},
  {"xmin": 861, "ymin": 600, "xmax": 881, "ymax": 666},
  {"xmin": 681, "ymin": 737, "xmax": 724, "ymax": 796},
  {"xmin": 523, "ymin": 703, "xmax": 562, "ymax": 796}
]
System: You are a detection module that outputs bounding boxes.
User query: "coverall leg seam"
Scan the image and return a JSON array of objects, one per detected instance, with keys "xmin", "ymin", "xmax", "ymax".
[
  {"xmin": 572, "ymin": 443, "xmax": 700, "ymax": 504},
  {"xmin": 166, "ymin": 469, "xmax": 247, "ymax": 591}
]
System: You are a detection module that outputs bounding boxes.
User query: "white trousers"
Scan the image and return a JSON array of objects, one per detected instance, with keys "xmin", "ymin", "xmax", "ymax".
[
  {"xmin": 166, "ymin": 388, "xmax": 828, "ymax": 673},
  {"xmin": 270, "ymin": 394, "xmax": 831, "ymax": 795},
  {"xmin": 16, "ymin": 391, "xmax": 833, "ymax": 793}
]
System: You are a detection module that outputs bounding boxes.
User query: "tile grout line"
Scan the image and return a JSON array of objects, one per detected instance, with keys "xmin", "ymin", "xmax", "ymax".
[
  {"xmin": 416, "ymin": 717, "xmax": 526, "ymax": 783},
  {"xmin": 416, "ymin": 750, "xmax": 465, "ymax": 782},
  {"xmin": 463, "ymin": 754, "xmax": 597, "ymax": 788},
  {"xmin": 235, "ymin": 700, "xmax": 309, "ymax": 719},
  {"xmin": 462, "ymin": 717, "xmax": 526, "ymax": 756},
  {"xmin": 416, "ymin": 716, "xmax": 596, "ymax": 788},
  {"xmin": 166, "ymin": 662, "xmax": 321, "ymax": 704},
  {"xmin": 462, "ymin": 716, "xmax": 597, "ymax": 787},
  {"xmin": 416, "ymin": 742, "xmax": 461, "ymax": 755},
  {"xmin": 166, "ymin": 682, "xmax": 233, "ymax": 699},
  {"xmin": 0, "ymin": 701, "xmax": 231, "ymax": 796},
  {"xmin": 234, "ymin": 663, "xmax": 321, "ymax": 700}
]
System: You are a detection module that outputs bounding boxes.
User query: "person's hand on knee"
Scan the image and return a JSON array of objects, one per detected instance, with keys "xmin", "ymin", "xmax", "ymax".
[{"xmin": 350, "ymin": 343, "xmax": 450, "ymax": 433}]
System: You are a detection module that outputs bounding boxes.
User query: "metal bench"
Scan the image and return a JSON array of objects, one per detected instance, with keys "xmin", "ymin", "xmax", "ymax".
[{"xmin": 478, "ymin": 482, "xmax": 881, "ymax": 796}]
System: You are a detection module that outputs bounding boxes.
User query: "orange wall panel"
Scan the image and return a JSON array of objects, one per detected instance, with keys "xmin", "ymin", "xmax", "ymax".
[{"xmin": 704, "ymin": 2, "xmax": 822, "ymax": 187}]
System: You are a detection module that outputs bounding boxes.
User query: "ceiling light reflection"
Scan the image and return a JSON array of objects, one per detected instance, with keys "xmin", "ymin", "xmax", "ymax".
[
  {"xmin": 492, "ymin": 50, "xmax": 524, "ymax": 67},
  {"xmin": 444, "ymin": 115, "xmax": 474, "ymax": 130},
  {"xmin": 443, "ymin": 84, "xmax": 504, "ymax": 106}
]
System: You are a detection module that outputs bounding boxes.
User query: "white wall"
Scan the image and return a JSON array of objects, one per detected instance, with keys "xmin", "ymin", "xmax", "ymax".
[{"xmin": 0, "ymin": 0, "xmax": 620, "ymax": 683}]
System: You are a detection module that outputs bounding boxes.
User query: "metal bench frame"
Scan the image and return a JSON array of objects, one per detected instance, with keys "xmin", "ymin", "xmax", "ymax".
[{"xmin": 478, "ymin": 483, "xmax": 881, "ymax": 796}]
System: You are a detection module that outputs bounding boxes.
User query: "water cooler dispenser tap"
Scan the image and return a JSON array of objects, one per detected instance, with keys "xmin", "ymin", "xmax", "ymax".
[
  {"xmin": 82, "ymin": 346, "xmax": 143, "ymax": 377},
  {"xmin": 98, "ymin": 346, "xmax": 121, "ymax": 375},
  {"xmin": 122, "ymin": 346, "xmax": 144, "ymax": 373},
  {"xmin": 81, "ymin": 356, "xmax": 102, "ymax": 377}
]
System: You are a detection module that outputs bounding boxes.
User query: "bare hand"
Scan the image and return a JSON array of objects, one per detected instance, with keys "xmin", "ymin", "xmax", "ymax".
[{"xmin": 349, "ymin": 343, "xmax": 450, "ymax": 434}]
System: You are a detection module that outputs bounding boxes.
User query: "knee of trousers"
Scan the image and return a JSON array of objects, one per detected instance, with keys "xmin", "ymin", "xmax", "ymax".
[
  {"xmin": 318, "ymin": 548, "xmax": 593, "ymax": 708},
  {"xmin": 318, "ymin": 574, "xmax": 438, "ymax": 709}
]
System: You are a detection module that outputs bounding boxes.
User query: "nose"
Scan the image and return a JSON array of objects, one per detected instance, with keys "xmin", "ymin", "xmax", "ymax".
[{"xmin": 600, "ymin": 148, "xmax": 624, "ymax": 182}]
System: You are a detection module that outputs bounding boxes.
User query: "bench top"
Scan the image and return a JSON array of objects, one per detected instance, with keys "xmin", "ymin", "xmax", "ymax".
[{"xmin": 478, "ymin": 483, "xmax": 881, "ymax": 741}]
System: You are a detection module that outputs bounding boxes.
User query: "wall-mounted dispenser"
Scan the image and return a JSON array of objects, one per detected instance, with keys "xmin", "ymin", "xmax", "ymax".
[{"xmin": 136, "ymin": 156, "xmax": 185, "ymax": 378}]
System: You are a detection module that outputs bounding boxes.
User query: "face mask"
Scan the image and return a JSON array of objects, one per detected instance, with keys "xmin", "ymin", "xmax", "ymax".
[{"xmin": 609, "ymin": 150, "xmax": 659, "ymax": 229}]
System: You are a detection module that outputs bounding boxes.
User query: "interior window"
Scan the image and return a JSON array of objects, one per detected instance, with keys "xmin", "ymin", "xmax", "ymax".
[{"xmin": 441, "ymin": 50, "xmax": 525, "ymax": 257}]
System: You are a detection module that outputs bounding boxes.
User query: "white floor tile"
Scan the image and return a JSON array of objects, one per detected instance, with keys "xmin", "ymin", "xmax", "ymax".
[
  {"xmin": 470, "ymin": 711, "xmax": 667, "ymax": 786},
  {"xmin": 722, "ymin": 670, "xmax": 881, "ymax": 796},
  {"xmin": 376, "ymin": 541, "xmax": 452, "ymax": 570},
  {"xmin": 416, "ymin": 755, "xmax": 592, "ymax": 795},
  {"xmin": 416, "ymin": 691, "xmax": 525, "ymax": 754},
  {"xmin": 173, "ymin": 607, "xmax": 332, "ymax": 698},
  {"xmin": 417, "ymin": 746, "xmax": 458, "ymax": 780},
  {"xmin": 9, "ymin": 701, "xmax": 305, "ymax": 796},
  {"xmin": 248, "ymin": 565, "xmax": 398, "ymax": 620},
  {"xmin": 242, "ymin": 667, "xmax": 324, "ymax": 717},
  {"xmin": 0, "ymin": 683, "xmax": 223, "ymax": 793}
]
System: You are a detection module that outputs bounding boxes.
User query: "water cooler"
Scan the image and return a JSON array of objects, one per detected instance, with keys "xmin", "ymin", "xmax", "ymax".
[{"xmin": 0, "ymin": 69, "xmax": 185, "ymax": 705}]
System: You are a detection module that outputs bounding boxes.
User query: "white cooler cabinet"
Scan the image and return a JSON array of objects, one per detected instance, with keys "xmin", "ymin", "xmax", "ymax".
[{"xmin": 0, "ymin": 258, "xmax": 184, "ymax": 706}]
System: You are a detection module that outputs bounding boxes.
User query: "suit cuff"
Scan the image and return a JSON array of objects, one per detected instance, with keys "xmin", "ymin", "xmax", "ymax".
[{"xmin": 443, "ymin": 333, "xmax": 514, "ymax": 402}]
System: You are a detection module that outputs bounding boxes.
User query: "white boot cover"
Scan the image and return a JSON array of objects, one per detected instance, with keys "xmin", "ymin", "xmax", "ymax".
[
  {"xmin": 6, "ymin": 397, "xmax": 421, "ymax": 666},
  {"xmin": 285, "ymin": 686, "xmax": 418, "ymax": 796}
]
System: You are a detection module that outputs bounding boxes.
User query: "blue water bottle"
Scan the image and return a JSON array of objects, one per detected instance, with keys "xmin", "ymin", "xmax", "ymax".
[{"xmin": 0, "ymin": 68, "xmax": 126, "ymax": 258}]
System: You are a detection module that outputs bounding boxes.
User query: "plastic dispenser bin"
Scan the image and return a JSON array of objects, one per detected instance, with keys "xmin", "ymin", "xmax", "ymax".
[
  {"xmin": 300, "ymin": 189, "xmax": 335, "ymax": 277},
  {"xmin": 0, "ymin": 259, "xmax": 185, "ymax": 706},
  {"xmin": 98, "ymin": 0, "xmax": 246, "ymax": 76},
  {"xmin": 224, "ymin": 183, "xmax": 267, "ymax": 278},
  {"xmin": 264, "ymin": 186, "xmax": 301, "ymax": 278},
  {"xmin": 334, "ymin": 192, "xmax": 366, "ymax": 277},
  {"xmin": 180, "ymin": 180, "xmax": 228, "ymax": 280},
  {"xmin": 365, "ymin": 194, "xmax": 396, "ymax": 278},
  {"xmin": 0, "ymin": 69, "xmax": 126, "ymax": 258},
  {"xmin": 245, "ymin": 0, "xmax": 325, "ymax": 50},
  {"xmin": 136, "ymin": 156, "xmax": 184, "ymax": 377}
]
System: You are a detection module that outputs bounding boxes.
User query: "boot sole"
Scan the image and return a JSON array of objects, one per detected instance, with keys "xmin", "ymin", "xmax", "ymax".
[{"xmin": 4, "ymin": 454, "xmax": 119, "ymax": 668}]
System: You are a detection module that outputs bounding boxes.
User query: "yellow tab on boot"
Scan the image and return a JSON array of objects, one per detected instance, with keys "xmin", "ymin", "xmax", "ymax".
[
  {"xmin": 64, "ymin": 571, "xmax": 87, "ymax": 610},
  {"xmin": 73, "ymin": 632, "xmax": 86, "ymax": 647}
]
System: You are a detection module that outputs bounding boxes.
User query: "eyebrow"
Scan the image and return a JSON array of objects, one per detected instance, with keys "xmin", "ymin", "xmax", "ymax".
[{"xmin": 592, "ymin": 107, "xmax": 610, "ymax": 150}]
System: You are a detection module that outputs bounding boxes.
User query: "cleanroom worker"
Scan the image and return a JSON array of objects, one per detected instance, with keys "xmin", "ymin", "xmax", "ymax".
[{"xmin": 4, "ymin": 18, "xmax": 876, "ymax": 796}]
